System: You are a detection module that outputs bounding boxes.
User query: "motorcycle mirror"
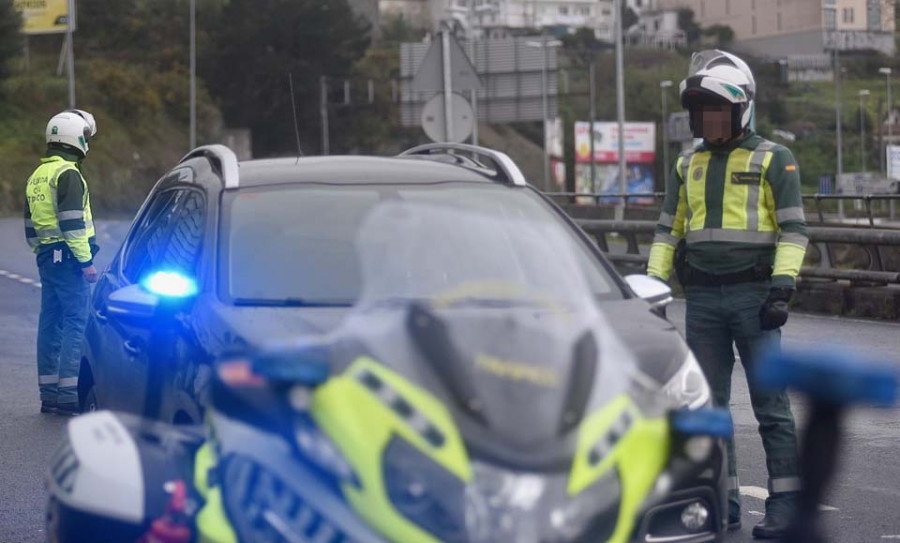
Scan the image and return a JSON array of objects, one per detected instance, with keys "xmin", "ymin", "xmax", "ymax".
[
  {"xmin": 671, "ymin": 408, "xmax": 734, "ymax": 439},
  {"xmin": 251, "ymin": 343, "xmax": 331, "ymax": 387},
  {"xmin": 757, "ymin": 347, "xmax": 898, "ymax": 408}
]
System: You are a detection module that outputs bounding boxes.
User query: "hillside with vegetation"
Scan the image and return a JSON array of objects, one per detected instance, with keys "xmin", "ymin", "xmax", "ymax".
[{"xmin": 1, "ymin": 0, "xmax": 899, "ymax": 215}]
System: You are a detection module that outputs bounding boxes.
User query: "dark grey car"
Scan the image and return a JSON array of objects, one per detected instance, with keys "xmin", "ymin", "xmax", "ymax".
[{"xmin": 78, "ymin": 143, "xmax": 726, "ymax": 540}]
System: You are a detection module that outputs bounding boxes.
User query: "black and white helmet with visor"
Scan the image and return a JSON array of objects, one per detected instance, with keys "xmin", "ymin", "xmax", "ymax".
[{"xmin": 680, "ymin": 50, "xmax": 756, "ymax": 140}]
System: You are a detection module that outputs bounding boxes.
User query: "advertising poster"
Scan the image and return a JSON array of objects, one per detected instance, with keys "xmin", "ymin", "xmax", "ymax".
[
  {"xmin": 575, "ymin": 164, "xmax": 656, "ymax": 204},
  {"xmin": 13, "ymin": 0, "xmax": 72, "ymax": 34},
  {"xmin": 574, "ymin": 121, "xmax": 657, "ymax": 203},
  {"xmin": 574, "ymin": 122, "xmax": 656, "ymax": 164}
]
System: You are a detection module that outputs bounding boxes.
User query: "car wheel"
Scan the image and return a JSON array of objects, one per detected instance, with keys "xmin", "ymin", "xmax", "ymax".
[{"xmin": 81, "ymin": 385, "xmax": 99, "ymax": 413}]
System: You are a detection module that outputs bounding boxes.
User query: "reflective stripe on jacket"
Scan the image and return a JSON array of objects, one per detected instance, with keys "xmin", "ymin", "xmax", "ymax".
[
  {"xmin": 24, "ymin": 155, "xmax": 96, "ymax": 265},
  {"xmin": 647, "ymin": 133, "xmax": 809, "ymax": 288}
]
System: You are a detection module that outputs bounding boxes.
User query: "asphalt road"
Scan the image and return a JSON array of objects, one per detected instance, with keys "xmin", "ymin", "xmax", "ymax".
[{"xmin": 0, "ymin": 217, "xmax": 899, "ymax": 542}]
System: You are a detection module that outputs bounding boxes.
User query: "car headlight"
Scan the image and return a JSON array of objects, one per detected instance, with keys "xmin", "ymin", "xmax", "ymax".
[
  {"xmin": 383, "ymin": 437, "xmax": 468, "ymax": 543},
  {"xmin": 662, "ymin": 352, "xmax": 711, "ymax": 410}
]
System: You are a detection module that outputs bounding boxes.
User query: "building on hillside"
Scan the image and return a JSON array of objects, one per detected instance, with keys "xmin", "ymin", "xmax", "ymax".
[
  {"xmin": 419, "ymin": 1, "xmax": 619, "ymax": 41},
  {"xmin": 657, "ymin": 0, "xmax": 895, "ymax": 57},
  {"xmin": 627, "ymin": 6, "xmax": 685, "ymax": 49}
]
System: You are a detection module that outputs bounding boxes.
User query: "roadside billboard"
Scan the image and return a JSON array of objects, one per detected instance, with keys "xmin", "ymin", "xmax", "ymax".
[
  {"xmin": 13, "ymin": 0, "xmax": 72, "ymax": 34},
  {"xmin": 574, "ymin": 122, "xmax": 656, "ymax": 164},
  {"xmin": 574, "ymin": 121, "xmax": 656, "ymax": 203}
]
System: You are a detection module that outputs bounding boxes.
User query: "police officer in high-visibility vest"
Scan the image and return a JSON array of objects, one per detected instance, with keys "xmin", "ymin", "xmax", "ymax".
[
  {"xmin": 25, "ymin": 110, "xmax": 100, "ymax": 417},
  {"xmin": 648, "ymin": 51, "xmax": 808, "ymax": 539}
]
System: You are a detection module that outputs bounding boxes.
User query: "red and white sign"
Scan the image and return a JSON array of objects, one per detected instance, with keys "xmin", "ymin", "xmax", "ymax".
[{"xmin": 575, "ymin": 122, "xmax": 656, "ymax": 164}]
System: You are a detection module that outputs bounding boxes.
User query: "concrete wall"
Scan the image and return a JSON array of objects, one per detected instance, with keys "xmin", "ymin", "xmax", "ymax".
[{"xmin": 733, "ymin": 29, "xmax": 828, "ymax": 57}]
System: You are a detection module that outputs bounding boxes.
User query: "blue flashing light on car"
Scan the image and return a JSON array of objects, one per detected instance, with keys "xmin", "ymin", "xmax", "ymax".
[{"xmin": 141, "ymin": 271, "xmax": 199, "ymax": 299}]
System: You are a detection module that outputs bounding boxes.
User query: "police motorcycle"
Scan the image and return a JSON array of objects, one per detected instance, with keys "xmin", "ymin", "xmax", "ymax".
[{"xmin": 47, "ymin": 201, "xmax": 734, "ymax": 543}]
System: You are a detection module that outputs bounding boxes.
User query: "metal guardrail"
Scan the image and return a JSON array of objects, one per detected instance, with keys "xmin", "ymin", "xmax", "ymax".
[
  {"xmin": 547, "ymin": 192, "xmax": 900, "ymax": 229},
  {"xmin": 574, "ymin": 219, "xmax": 900, "ymax": 285}
]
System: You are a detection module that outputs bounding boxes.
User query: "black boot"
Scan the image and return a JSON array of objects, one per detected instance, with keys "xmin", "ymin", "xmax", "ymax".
[
  {"xmin": 40, "ymin": 401, "xmax": 57, "ymax": 414},
  {"xmin": 55, "ymin": 403, "xmax": 80, "ymax": 417},
  {"xmin": 752, "ymin": 493, "xmax": 798, "ymax": 539},
  {"xmin": 728, "ymin": 491, "xmax": 742, "ymax": 530}
]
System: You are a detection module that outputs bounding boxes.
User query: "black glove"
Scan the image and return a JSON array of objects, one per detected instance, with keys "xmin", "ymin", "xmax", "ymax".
[{"xmin": 759, "ymin": 288, "xmax": 794, "ymax": 330}]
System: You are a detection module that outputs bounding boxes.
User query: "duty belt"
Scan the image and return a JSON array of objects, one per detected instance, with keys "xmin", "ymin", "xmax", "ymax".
[{"xmin": 683, "ymin": 264, "xmax": 773, "ymax": 287}]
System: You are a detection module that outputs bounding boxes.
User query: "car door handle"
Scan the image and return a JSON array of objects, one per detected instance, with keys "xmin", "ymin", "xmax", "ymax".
[{"xmin": 123, "ymin": 340, "xmax": 142, "ymax": 357}]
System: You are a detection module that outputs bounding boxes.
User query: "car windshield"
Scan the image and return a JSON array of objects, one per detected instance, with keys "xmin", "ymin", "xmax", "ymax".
[{"xmin": 222, "ymin": 182, "xmax": 622, "ymax": 306}]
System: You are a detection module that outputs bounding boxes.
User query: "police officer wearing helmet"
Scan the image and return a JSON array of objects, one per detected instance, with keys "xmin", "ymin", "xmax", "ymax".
[
  {"xmin": 648, "ymin": 51, "xmax": 807, "ymax": 539},
  {"xmin": 25, "ymin": 110, "xmax": 100, "ymax": 417}
]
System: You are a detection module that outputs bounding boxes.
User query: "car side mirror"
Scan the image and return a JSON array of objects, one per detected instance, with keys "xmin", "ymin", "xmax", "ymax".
[
  {"xmin": 624, "ymin": 274, "xmax": 673, "ymax": 308},
  {"xmin": 107, "ymin": 271, "xmax": 198, "ymax": 326}
]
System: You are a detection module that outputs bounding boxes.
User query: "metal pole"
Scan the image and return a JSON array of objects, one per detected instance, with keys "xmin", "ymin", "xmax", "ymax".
[
  {"xmin": 541, "ymin": 34, "xmax": 550, "ymax": 190},
  {"xmin": 615, "ymin": 0, "xmax": 627, "ymax": 220},
  {"xmin": 860, "ymin": 93, "xmax": 867, "ymax": 173},
  {"xmin": 442, "ymin": 29, "xmax": 454, "ymax": 142},
  {"xmin": 66, "ymin": 0, "xmax": 76, "ymax": 108},
  {"xmin": 661, "ymin": 83, "xmax": 671, "ymax": 186},
  {"xmin": 189, "ymin": 0, "xmax": 197, "ymax": 150},
  {"xmin": 320, "ymin": 76, "xmax": 330, "ymax": 155},
  {"xmin": 471, "ymin": 88, "xmax": 479, "ymax": 146},
  {"xmin": 589, "ymin": 62, "xmax": 597, "ymax": 193},
  {"xmin": 835, "ymin": 49, "xmax": 844, "ymax": 219},
  {"xmin": 888, "ymin": 71, "xmax": 895, "ymax": 219}
]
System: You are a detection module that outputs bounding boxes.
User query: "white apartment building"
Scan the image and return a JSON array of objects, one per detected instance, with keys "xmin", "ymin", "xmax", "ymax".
[
  {"xmin": 387, "ymin": 0, "xmax": 619, "ymax": 40},
  {"xmin": 657, "ymin": 0, "xmax": 895, "ymax": 56}
]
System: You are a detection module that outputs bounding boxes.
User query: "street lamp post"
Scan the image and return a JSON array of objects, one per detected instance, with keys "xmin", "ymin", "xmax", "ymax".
[
  {"xmin": 614, "ymin": 0, "xmax": 627, "ymax": 220},
  {"xmin": 660, "ymin": 80, "xmax": 673, "ymax": 186},
  {"xmin": 860, "ymin": 89, "xmax": 870, "ymax": 173},
  {"xmin": 527, "ymin": 37, "xmax": 562, "ymax": 191},
  {"xmin": 880, "ymin": 67, "xmax": 895, "ymax": 218},
  {"xmin": 189, "ymin": 0, "xmax": 197, "ymax": 150}
]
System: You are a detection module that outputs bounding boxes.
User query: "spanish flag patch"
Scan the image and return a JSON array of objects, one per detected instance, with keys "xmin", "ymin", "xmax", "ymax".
[{"xmin": 785, "ymin": 164, "xmax": 797, "ymax": 172}]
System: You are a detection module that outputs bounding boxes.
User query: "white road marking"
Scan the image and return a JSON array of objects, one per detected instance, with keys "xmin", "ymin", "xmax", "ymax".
[
  {"xmin": 881, "ymin": 536, "xmax": 900, "ymax": 539},
  {"xmin": 0, "ymin": 269, "xmax": 42, "ymax": 289},
  {"xmin": 740, "ymin": 485, "xmax": 839, "ymax": 511}
]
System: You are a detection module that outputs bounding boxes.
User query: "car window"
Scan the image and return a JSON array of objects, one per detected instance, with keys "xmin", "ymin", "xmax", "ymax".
[
  {"xmin": 221, "ymin": 183, "xmax": 622, "ymax": 305},
  {"xmin": 122, "ymin": 188, "xmax": 206, "ymax": 284}
]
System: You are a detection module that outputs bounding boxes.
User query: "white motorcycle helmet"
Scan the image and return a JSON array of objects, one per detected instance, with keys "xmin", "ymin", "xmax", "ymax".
[
  {"xmin": 680, "ymin": 50, "xmax": 756, "ymax": 140},
  {"xmin": 46, "ymin": 109, "xmax": 98, "ymax": 156}
]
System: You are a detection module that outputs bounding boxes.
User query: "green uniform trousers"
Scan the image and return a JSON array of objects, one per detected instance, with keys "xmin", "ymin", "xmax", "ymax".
[{"xmin": 685, "ymin": 281, "xmax": 801, "ymax": 521}]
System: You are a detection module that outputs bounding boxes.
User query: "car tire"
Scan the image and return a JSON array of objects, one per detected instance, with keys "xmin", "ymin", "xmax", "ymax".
[{"xmin": 81, "ymin": 385, "xmax": 99, "ymax": 414}]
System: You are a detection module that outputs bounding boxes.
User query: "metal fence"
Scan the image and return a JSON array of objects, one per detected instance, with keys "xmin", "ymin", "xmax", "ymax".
[{"xmin": 548, "ymin": 193, "xmax": 900, "ymax": 285}]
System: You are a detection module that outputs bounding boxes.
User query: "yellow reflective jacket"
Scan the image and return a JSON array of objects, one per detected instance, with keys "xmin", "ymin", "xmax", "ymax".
[
  {"xmin": 24, "ymin": 150, "xmax": 96, "ymax": 266},
  {"xmin": 647, "ymin": 133, "xmax": 808, "ymax": 288}
]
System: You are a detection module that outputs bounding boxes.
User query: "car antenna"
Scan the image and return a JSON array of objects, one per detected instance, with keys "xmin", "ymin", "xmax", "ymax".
[{"xmin": 288, "ymin": 72, "xmax": 304, "ymax": 164}]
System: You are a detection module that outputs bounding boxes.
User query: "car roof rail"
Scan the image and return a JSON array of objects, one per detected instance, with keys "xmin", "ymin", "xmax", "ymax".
[
  {"xmin": 398, "ymin": 143, "xmax": 528, "ymax": 187},
  {"xmin": 180, "ymin": 145, "xmax": 240, "ymax": 189}
]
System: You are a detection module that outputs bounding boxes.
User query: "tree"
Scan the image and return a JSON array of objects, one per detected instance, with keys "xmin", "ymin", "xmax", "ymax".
[
  {"xmin": 379, "ymin": 13, "xmax": 426, "ymax": 45},
  {"xmin": 677, "ymin": 8, "xmax": 701, "ymax": 46},
  {"xmin": 621, "ymin": 3, "xmax": 638, "ymax": 32},
  {"xmin": 702, "ymin": 24, "xmax": 735, "ymax": 48},
  {"xmin": 203, "ymin": 0, "xmax": 371, "ymax": 156},
  {"xmin": 0, "ymin": 0, "xmax": 23, "ymax": 82}
]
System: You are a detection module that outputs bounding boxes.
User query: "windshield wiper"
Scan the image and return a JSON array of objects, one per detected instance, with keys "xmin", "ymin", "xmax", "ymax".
[{"xmin": 233, "ymin": 298, "xmax": 355, "ymax": 308}]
